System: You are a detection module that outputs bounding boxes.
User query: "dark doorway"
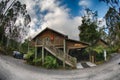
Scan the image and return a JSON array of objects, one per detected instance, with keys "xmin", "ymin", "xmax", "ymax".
[
  {"xmin": 37, "ymin": 47, "xmax": 42, "ymax": 57},
  {"xmin": 69, "ymin": 48, "xmax": 89, "ymax": 62}
]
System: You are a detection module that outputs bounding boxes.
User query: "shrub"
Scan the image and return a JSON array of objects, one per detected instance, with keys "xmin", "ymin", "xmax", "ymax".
[
  {"xmin": 105, "ymin": 45, "xmax": 119, "ymax": 55},
  {"xmin": 93, "ymin": 45, "xmax": 105, "ymax": 54},
  {"xmin": 85, "ymin": 45, "xmax": 105, "ymax": 61},
  {"xmin": 44, "ymin": 56, "xmax": 59, "ymax": 69},
  {"xmin": 96, "ymin": 53, "xmax": 104, "ymax": 61},
  {"xmin": 24, "ymin": 51, "xmax": 34, "ymax": 63},
  {"xmin": 32, "ymin": 58, "xmax": 42, "ymax": 66},
  {"xmin": 0, "ymin": 46, "xmax": 6, "ymax": 54}
]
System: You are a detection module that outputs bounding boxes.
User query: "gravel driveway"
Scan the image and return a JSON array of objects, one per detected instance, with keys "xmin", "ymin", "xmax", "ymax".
[{"xmin": 0, "ymin": 53, "xmax": 120, "ymax": 80}]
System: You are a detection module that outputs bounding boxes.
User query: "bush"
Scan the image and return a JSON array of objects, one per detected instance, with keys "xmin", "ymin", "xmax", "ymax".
[
  {"xmin": 0, "ymin": 46, "xmax": 6, "ymax": 54},
  {"xmin": 32, "ymin": 58, "xmax": 42, "ymax": 66},
  {"xmin": 106, "ymin": 46, "xmax": 119, "ymax": 54},
  {"xmin": 96, "ymin": 53, "xmax": 104, "ymax": 61},
  {"xmin": 44, "ymin": 56, "xmax": 59, "ymax": 69},
  {"xmin": 93, "ymin": 45, "xmax": 104, "ymax": 54},
  {"xmin": 24, "ymin": 51, "xmax": 34, "ymax": 63},
  {"xmin": 85, "ymin": 45, "xmax": 105, "ymax": 61},
  {"xmin": 3, "ymin": 47, "xmax": 14, "ymax": 55}
]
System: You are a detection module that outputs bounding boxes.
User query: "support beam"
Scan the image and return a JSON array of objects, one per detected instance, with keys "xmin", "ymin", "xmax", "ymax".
[
  {"xmin": 89, "ymin": 53, "xmax": 91, "ymax": 62},
  {"xmin": 92, "ymin": 56, "xmax": 94, "ymax": 63},
  {"xmin": 42, "ymin": 40, "xmax": 45, "ymax": 65},
  {"xmin": 63, "ymin": 39, "xmax": 66, "ymax": 68},
  {"xmin": 35, "ymin": 39, "xmax": 37, "ymax": 59},
  {"xmin": 27, "ymin": 42, "xmax": 29, "ymax": 53}
]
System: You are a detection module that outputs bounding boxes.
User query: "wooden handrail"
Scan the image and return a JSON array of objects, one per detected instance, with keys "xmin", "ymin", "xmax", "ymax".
[
  {"xmin": 44, "ymin": 40, "xmax": 76, "ymax": 67},
  {"xmin": 35, "ymin": 39, "xmax": 77, "ymax": 67}
]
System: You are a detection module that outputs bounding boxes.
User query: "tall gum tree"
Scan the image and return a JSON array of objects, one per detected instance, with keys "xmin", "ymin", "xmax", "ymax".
[
  {"xmin": 99, "ymin": 0, "xmax": 120, "ymax": 45},
  {"xmin": 0, "ymin": 0, "xmax": 31, "ymax": 47}
]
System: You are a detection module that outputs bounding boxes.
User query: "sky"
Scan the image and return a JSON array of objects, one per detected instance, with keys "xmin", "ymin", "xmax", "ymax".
[{"xmin": 18, "ymin": 0, "xmax": 109, "ymax": 40}]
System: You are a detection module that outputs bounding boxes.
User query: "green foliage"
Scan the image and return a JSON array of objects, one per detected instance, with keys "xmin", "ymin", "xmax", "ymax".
[
  {"xmin": 105, "ymin": 8, "xmax": 120, "ymax": 45},
  {"xmin": 85, "ymin": 45, "xmax": 104, "ymax": 54},
  {"xmin": 0, "ymin": 46, "xmax": 6, "ymax": 54},
  {"xmin": 78, "ymin": 8, "xmax": 101, "ymax": 44},
  {"xmin": 20, "ymin": 40, "xmax": 29, "ymax": 53},
  {"xmin": 86, "ymin": 45, "xmax": 119, "ymax": 61},
  {"xmin": 44, "ymin": 56, "xmax": 59, "ymax": 69},
  {"xmin": 24, "ymin": 51, "xmax": 34, "ymax": 62},
  {"xmin": 0, "ymin": 0, "xmax": 31, "ymax": 47},
  {"xmin": 106, "ymin": 46, "xmax": 119, "ymax": 54},
  {"xmin": 100, "ymin": 0, "xmax": 120, "ymax": 46},
  {"xmin": 86, "ymin": 45, "xmax": 119, "ymax": 62},
  {"xmin": 85, "ymin": 45, "xmax": 105, "ymax": 61},
  {"xmin": 0, "ymin": 0, "xmax": 31, "ymax": 57},
  {"xmin": 32, "ymin": 58, "xmax": 42, "ymax": 66},
  {"xmin": 94, "ymin": 45, "xmax": 105, "ymax": 61},
  {"xmin": 93, "ymin": 45, "xmax": 105, "ymax": 54},
  {"xmin": 96, "ymin": 52, "xmax": 104, "ymax": 61}
]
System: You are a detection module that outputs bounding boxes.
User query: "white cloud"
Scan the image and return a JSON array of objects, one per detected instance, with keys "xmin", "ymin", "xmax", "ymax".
[
  {"xmin": 79, "ymin": 0, "xmax": 91, "ymax": 7},
  {"xmin": 19, "ymin": 0, "xmax": 82, "ymax": 40},
  {"xmin": 97, "ymin": 18, "xmax": 106, "ymax": 27}
]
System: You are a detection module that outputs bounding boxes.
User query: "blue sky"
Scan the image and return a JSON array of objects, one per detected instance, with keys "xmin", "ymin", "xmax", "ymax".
[
  {"xmin": 60, "ymin": 0, "xmax": 108, "ymax": 17},
  {"xmin": 18, "ymin": 0, "xmax": 109, "ymax": 40}
]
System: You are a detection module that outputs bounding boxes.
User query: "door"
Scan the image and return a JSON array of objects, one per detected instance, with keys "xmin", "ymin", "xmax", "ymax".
[{"xmin": 43, "ymin": 37, "xmax": 50, "ymax": 45}]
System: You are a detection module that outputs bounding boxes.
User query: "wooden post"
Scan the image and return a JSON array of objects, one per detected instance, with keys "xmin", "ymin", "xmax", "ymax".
[
  {"xmin": 42, "ymin": 40, "xmax": 44, "ymax": 65},
  {"xmin": 27, "ymin": 36, "xmax": 30, "ymax": 53},
  {"xmin": 92, "ymin": 56, "xmax": 94, "ymax": 63},
  {"xmin": 89, "ymin": 53, "xmax": 91, "ymax": 62},
  {"xmin": 28, "ymin": 42, "xmax": 29, "ymax": 53},
  {"xmin": 63, "ymin": 39, "xmax": 66, "ymax": 68},
  {"xmin": 35, "ymin": 39, "xmax": 37, "ymax": 59}
]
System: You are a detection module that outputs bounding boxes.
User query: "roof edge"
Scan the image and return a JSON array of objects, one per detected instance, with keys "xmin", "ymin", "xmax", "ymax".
[
  {"xmin": 32, "ymin": 27, "xmax": 68, "ymax": 40},
  {"xmin": 66, "ymin": 39, "xmax": 90, "ymax": 45}
]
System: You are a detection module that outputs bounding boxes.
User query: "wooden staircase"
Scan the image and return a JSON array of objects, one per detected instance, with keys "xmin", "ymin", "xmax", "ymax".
[{"xmin": 42, "ymin": 40, "xmax": 77, "ymax": 68}]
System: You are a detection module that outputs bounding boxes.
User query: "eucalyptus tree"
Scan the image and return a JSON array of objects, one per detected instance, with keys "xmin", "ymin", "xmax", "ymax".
[
  {"xmin": 105, "ymin": 8, "xmax": 120, "ymax": 45},
  {"xmin": 99, "ymin": 0, "xmax": 120, "ymax": 45},
  {"xmin": 0, "ymin": 0, "xmax": 31, "ymax": 47},
  {"xmin": 0, "ymin": 0, "xmax": 9, "ymax": 42},
  {"xmin": 99, "ymin": 0, "xmax": 120, "ymax": 13}
]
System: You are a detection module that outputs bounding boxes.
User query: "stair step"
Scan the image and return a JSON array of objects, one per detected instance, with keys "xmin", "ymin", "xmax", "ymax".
[
  {"xmin": 42, "ymin": 40, "xmax": 77, "ymax": 68},
  {"xmin": 77, "ymin": 62, "xmax": 96, "ymax": 69},
  {"xmin": 44, "ymin": 47, "xmax": 76, "ymax": 68},
  {"xmin": 81, "ymin": 63, "xmax": 90, "ymax": 68}
]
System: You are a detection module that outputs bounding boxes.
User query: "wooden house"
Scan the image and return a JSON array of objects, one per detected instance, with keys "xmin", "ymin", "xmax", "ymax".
[
  {"xmin": 32, "ymin": 27, "xmax": 89, "ymax": 68},
  {"xmin": 96, "ymin": 39, "xmax": 108, "ymax": 48}
]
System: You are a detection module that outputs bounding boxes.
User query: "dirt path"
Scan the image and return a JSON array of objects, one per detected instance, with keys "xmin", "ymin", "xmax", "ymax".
[{"xmin": 0, "ymin": 53, "xmax": 120, "ymax": 80}]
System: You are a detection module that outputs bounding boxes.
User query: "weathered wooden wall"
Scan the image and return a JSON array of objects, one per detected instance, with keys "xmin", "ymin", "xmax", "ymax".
[{"xmin": 35, "ymin": 30, "xmax": 66, "ymax": 48}]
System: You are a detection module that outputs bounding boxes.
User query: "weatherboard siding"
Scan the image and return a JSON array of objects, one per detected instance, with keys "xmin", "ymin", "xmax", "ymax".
[{"xmin": 35, "ymin": 29, "xmax": 65, "ymax": 47}]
